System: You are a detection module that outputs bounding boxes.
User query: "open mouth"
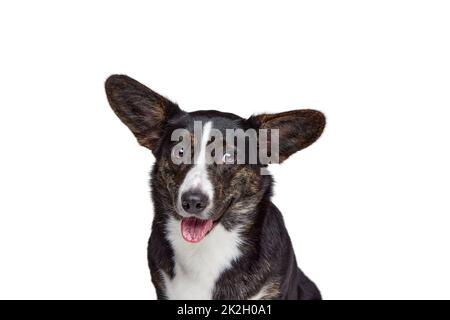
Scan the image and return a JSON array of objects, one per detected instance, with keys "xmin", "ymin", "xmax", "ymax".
[
  {"xmin": 181, "ymin": 217, "xmax": 213, "ymax": 243},
  {"xmin": 180, "ymin": 197, "xmax": 234, "ymax": 243}
]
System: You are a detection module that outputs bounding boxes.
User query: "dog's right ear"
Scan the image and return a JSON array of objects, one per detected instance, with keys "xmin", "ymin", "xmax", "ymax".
[{"xmin": 105, "ymin": 75, "xmax": 182, "ymax": 151}]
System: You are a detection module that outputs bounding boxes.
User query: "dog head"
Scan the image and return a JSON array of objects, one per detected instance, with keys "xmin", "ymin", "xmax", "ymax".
[{"xmin": 105, "ymin": 75, "xmax": 325, "ymax": 243}]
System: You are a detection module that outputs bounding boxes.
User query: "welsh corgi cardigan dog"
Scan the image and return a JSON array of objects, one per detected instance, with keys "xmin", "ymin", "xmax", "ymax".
[{"xmin": 105, "ymin": 75, "xmax": 325, "ymax": 300}]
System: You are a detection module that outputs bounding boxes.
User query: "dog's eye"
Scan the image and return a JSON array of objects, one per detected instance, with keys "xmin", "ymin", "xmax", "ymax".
[
  {"xmin": 222, "ymin": 152, "xmax": 233, "ymax": 164},
  {"xmin": 174, "ymin": 147, "xmax": 184, "ymax": 159}
]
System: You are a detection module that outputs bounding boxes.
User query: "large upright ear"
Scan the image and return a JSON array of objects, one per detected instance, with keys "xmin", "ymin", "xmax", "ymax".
[
  {"xmin": 248, "ymin": 109, "xmax": 325, "ymax": 163},
  {"xmin": 105, "ymin": 75, "xmax": 182, "ymax": 151}
]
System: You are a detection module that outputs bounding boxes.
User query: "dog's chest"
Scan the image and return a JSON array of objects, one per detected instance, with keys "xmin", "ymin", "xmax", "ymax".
[{"xmin": 162, "ymin": 217, "xmax": 242, "ymax": 300}]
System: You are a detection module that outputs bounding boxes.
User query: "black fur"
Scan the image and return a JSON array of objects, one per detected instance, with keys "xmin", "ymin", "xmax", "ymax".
[{"xmin": 105, "ymin": 74, "xmax": 325, "ymax": 300}]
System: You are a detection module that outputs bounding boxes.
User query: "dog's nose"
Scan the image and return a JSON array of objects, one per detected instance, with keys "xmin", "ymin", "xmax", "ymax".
[{"xmin": 181, "ymin": 190, "xmax": 209, "ymax": 215}]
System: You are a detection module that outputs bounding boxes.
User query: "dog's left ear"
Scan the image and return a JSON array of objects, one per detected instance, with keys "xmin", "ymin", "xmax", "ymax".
[
  {"xmin": 105, "ymin": 75, "xmax": 182, "ymax": 152},
  {"xmin": 248, "ymin": 109, "xmax": 326, "ymax": 163}
]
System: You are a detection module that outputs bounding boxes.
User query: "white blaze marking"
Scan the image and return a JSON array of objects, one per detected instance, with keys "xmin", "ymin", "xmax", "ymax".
[
  {"xmin": 195, "ymin": 121, "xmax": 211, "ymax": 166},
  {"xmin": 166, "ymin": 121, "xmax": 244, "ymax": 299},
  {"xmin": 177, "ymin": 121, "xmax": 214, "ymax": 218}
]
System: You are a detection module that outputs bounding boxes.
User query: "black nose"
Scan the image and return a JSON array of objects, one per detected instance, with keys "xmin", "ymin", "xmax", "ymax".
[{"xmin": 181, "ymin": 190, "xmax": 209, "ymax": 215}]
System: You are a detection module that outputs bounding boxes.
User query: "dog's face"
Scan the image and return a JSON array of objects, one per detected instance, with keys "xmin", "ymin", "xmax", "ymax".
[{"xmin": 105, "ymin": 75, "xmax": 325, "ymax": 243}]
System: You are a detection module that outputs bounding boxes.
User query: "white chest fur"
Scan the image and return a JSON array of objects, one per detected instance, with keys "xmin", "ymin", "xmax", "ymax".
[{"xmin": 161, "ymin": 217, "xmax": 242, "ymax": 300}]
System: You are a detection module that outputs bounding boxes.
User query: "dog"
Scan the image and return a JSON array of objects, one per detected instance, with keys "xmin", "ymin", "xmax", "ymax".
[{"xmin": 105, "ymin": 75, "xmax": 325, "ymax": 300}]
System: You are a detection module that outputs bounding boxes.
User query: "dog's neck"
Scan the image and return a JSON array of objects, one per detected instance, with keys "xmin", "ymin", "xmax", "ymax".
[{"xmin": 161, "ymin": 215, "xmax": 243, "ymax": 299}]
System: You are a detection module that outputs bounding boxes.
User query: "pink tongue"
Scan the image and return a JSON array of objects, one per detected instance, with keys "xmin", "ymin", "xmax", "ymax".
[{"xmin": 181, "ymin": 217, "xmax": 213, "ymax": 243}]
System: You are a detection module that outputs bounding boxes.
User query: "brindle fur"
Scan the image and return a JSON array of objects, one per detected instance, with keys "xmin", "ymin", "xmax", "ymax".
[{"xmin": 105, "ymin": 74, "xmax": 325, "ymax": 300}]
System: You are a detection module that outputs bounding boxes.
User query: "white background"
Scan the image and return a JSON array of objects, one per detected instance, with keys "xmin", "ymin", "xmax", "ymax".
[{"xmin": 0, "ymin": 1, "xmax": 449, "ymax": 299}]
